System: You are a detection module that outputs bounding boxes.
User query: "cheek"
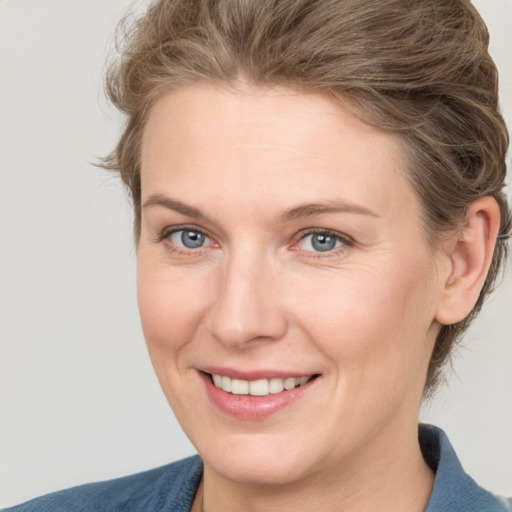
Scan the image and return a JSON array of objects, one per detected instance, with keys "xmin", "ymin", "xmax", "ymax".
[
  {"xmin": 136, "ymin": 257, "xmax": 211, "ymax": 359},
  {"xmin": 287, "ymin": 256, "xmax": 437, "ymax": 386},
  {"xmin": 136, "ymin": 257, "xmax": 217, "ymax": 421}
]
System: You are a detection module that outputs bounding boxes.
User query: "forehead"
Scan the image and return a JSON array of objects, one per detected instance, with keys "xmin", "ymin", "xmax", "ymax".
[
  {"xmin": 140, "ymin": 84, "xmax": 416, "ymax": 219},
  {"xmin": 142, "ymin": 83, "xmax": 401, "ymax": 161}
]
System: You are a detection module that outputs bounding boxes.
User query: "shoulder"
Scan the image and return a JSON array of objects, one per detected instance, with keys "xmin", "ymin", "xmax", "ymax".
[
  {"xmin": 420, "ymin": 424, "xmax": 511, "ymax": 512},
  {"xmin": 2, "ymin": 455, "xmax": 203, "ymax": 512}
]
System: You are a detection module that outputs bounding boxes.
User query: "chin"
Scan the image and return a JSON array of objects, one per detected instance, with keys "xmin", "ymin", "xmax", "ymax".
[{"xmin": 199, "ymin": 434, "xmax": 317, "ymax": 486}]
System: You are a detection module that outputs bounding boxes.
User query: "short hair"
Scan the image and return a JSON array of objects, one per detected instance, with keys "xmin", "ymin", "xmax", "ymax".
[{"xmin": 103, "ymin": 0, "xmax": 510, "ymax": 394}]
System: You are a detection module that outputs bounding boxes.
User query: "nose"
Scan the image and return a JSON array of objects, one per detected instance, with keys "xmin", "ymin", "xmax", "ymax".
[{"xmin": 206, "ymin": 250, "xmax": 288, "ymax": 349}]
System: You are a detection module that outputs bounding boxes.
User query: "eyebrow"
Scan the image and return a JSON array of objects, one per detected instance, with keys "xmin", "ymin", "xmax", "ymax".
[
  {"xmin": 142, "ymin": 194, "xmax": 378, "ymax": 222},
  {"xmin": 276, "ymin": 200, "xmax": 379, "ymax": 222},
  {"xmin": 142, "ymin": 194, "xmax": 208, "ymax": 220}
]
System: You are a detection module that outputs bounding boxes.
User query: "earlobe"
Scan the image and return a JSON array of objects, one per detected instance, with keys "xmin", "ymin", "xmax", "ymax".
[{"xmin": 435, "ymin": 196, "xmax": 501, "ymax": 326}]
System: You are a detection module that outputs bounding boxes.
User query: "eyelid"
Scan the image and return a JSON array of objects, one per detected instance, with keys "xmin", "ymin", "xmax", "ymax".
[
  {"xmin": 155, "ymin": 224, "xmax": 352, "ymax": 256},
  {"xmin": 292, "ymin": 228, "xmax": 354, "ymax": 253},
  {"xmin": 155, "ymin": 224, "xmax": 215, "ymax": 248}
]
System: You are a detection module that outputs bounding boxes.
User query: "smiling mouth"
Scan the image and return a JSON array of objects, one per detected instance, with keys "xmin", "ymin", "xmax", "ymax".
[{"xmin": 208, "ymin": 373, "xmax": 317, "ymax": 397}]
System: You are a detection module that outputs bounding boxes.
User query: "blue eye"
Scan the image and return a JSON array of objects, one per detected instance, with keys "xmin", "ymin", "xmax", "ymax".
[
  {"xmin": 299, "ymin": 232, "xmax": 344, "ymax": 252},
  {"xmin": 170, "ymin": 229, "xmax": 210, "ymax": 249}
]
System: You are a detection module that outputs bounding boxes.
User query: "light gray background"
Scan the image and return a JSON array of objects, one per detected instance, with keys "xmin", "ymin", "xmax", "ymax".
[{"xmin": 0, "ymin": 0, "xmax": 510, "ymax": 507}]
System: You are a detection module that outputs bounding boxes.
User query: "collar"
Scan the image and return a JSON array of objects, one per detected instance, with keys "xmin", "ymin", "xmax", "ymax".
[{"xmin": 420, "ymin": 424, "xmax": 509, "ymax": 511}]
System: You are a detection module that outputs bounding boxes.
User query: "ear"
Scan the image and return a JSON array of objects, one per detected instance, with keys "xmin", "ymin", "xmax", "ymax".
[{"xmin": 435, "ymin": 196, "xmax": 501, "ymax": 326}]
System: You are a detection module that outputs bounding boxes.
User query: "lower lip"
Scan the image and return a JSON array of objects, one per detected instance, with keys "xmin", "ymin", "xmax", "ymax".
[{"xmin": 200, "ymin": 372, "xmax": 317, "ymax": 420}]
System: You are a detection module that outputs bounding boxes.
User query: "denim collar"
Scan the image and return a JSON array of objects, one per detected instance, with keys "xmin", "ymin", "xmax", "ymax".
[{"xmin": 421, "ymin": 424, "xmax": 509, "ymax": 511}]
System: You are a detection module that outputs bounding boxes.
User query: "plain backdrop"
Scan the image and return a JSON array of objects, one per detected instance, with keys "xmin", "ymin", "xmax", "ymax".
[{"xmin": 0, "ymin": 0, "xmax": 511, "ymax": 507}]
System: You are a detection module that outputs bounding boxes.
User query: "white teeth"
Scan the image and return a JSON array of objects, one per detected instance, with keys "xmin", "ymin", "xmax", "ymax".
[
  {"xmin": 221, "ymin": 375, "xmax": 232, "ymax": 392},
  {"xmin": 269, "ymin": 378, "xmax": 284, "ymax": 394},
  {"xmin": 283, "ymin": 377, "xmax": 296, "ymax": 390},
  {"xmin": 231, "ymin": 379, "xmax": 249, "ymax": 395},
  {"xmin": 249, "ymin": 379, "xmax": 269, "ymax": 396},
  {"xmin": 211, "ymin": 374, "xmax": 313, "ymax": 396}
]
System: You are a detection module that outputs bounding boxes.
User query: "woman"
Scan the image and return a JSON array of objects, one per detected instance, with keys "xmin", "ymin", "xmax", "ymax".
[{"xmin": 5, "ymin": 0, "xmax": 511, "ymax": 510}]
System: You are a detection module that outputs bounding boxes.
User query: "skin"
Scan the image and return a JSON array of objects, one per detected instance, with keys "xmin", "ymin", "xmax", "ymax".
[{"xmin": 137, "ymin": 83, "xmax": 499, "ymax": 512}]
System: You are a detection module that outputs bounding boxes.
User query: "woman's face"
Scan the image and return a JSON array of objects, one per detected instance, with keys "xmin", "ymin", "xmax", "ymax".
[{"xmin": 138, "ymin": 84, "xmax": 445, "ymax": 485}]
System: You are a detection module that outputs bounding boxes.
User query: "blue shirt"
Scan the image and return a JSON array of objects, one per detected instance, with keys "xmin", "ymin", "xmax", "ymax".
[{"xmin": 4, "ymin": 425, "xmax": 511, "ymax": 511}]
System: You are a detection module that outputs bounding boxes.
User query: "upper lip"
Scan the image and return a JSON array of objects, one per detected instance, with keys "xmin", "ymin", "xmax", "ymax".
[{"xmin": 199, "ymin": 366, "xmax": 318, "ymax": 381}]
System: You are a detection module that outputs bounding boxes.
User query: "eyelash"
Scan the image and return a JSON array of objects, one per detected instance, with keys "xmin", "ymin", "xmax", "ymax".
[
  {"xmin": 156, "ymin": 225, "xmax": 353, "ymax": 257},
  {"xmin": 156, "ymin": 225, "xmax": 215, "ymax": 255},
  {"xmin": 291, "ymin": 228, "xmax": 353, "ymax": 258}
]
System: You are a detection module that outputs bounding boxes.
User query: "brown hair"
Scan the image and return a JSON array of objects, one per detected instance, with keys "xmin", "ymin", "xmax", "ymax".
[{"xmin": 103, "ymin": 0, "xmax": 510, "ymax": 394}]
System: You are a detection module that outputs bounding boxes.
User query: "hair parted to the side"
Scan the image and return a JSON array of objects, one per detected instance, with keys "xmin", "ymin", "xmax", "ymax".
[{"xmin": 102, "ymin": 0, "xmax": 510, "ymax": 395}]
